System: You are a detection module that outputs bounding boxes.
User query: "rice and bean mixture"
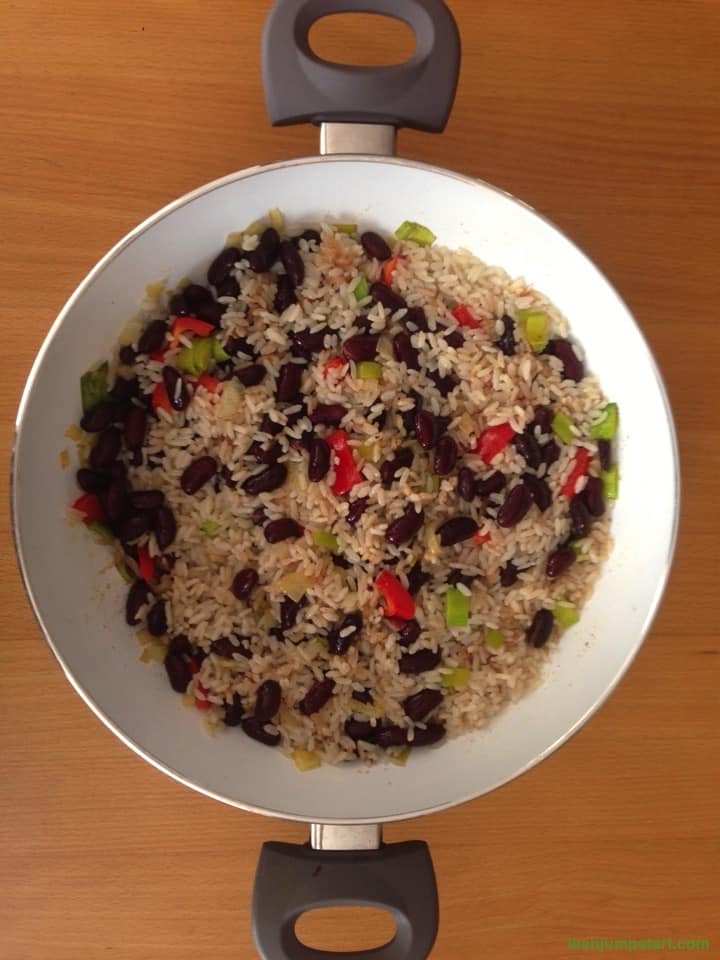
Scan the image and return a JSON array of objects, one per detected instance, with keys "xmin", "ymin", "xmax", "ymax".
[{"xmin": 70, "ymin": 216, "xmax": 619, "ymax": 769}]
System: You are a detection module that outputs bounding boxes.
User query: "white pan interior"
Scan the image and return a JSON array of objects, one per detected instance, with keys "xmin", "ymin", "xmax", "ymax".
[{"xmin": 13, "ymin": 157, "xmax": 679, "ymax": 823}]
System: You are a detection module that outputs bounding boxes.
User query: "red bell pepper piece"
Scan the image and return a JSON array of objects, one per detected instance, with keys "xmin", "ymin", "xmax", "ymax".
[
  {"xmin": 327, "ymin": 430, "xmax": 363, "ymax": 496},
  {"xmin": 322, "ymin": 357, "xmax": 348, "ymax": 378},
  {"xmin": 189, "ymin": 658, "xmax": 201, "ymax": 676},
  {"xmin": 472, "ymin": 531, "xmax": 491, "ymax": 545},
  {"xmin": 71, "ymin": 493, "xmax": 105, "ymax": 525},
  {"xmin": 376, "ymin": 570, "xmax": 415, "ymax": 620},
  {"xmin": 194, "ymin": 682, "xmax": 212, "ymax": 710},
  {"xmin": 474, "ymin": 423, "xmax": 516, "ymax": 463},
  {"xmin": 170, "ymin": 316, "xmax": 215, "ymax": 348},
  {"xmin": 196, "ymin": 373, "xmax": 221, "ymax": 394},
  {"xmin": 151, "ymin": 381, "xmax": 172, "ymax": 414},
  {"xmin": 452, "ymin": 305, "xmax": 482, "ymax": 329},
  {"xmin": 137, "ymin": 545, "xmax": 155, "ymax": 584},
  {"xmin": 381, "ymin": 255, "xmax": 402, "ymax": 286},
  {"xmin": 560, "ymin": 448, "xmax": 591, "ymax": 498},
  {"xmin": 149, "ymin": 351, "xmax": 166, "ymax": 363}
]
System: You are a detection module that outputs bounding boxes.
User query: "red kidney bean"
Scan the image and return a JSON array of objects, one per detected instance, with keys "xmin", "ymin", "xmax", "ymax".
[
  {"xmin": 215, "ymin": 276, "xmax": 240, "ymax": 298},
  {"xmin": 598, "ymin": 439, "xmax": 613, "ymax": 471},
  {"xmin": 183, "ymin": 283, "xmax": 213, "ymax": 312},
  {"xmin": 110, "ymin": 375, "xmax": 140, "ymax": 404},
  {"xmin": 385, "ymin": 506, "xmax": 425, "ymax": 546},
  {"xmin": 399, "ymin": 648, "xmax": 441, "ymax": 674},
  {"xmin": 397, "ymin": 619, "xmax": 421, "ymax": 648},
  {"xmin": 208, "ymin": 246, "xmax": 239, "ymax": 286},
  {"xmin": 128, "ymin": 489, "xmax": 163, "ymax": 512},
  {"xmin": 546, "ymin": 547, "xmax": 576, "ymax": 579},
  {"xmin": 255, "ymin": 680, "xmax": 282, "ymax": 721},
  {"xmin": 412, "ymin": 723, "xmax": 446, "ymax": 746},
  {"xmin": 275, "ymin": 362, "xmax": 303, "ymax": 402},
  {"xmin": 168, "ymin": 634, "xmax": 192, "ymax": 658},
  {"xmin": 291, "ymin": 326, "xmax": 332, "ymax": 357},
  {"xmin": 530, "ymin": 405, "xmax": 553, "ymax": 434},
  {"xmin": 406, "ymin": 563, "xmax": 430, "ymax": 596},
  {"xmin": 404, "ymin": 306, "xmax": 429, "ymax": 332},
  {"xmin": 119, "ymin": 344, "xmax": 137, "ymax": 366},
  {"xmin": 147, "ymin": 600, "xmax": 167, "ymax": 637},
  {"xmin": 126, "ymin": 579, "xmax": 150, "ymax": 625},
  {"xmin": 120, "ymin": 513, "xmax": 152, "ymax": 543},
  {"xmin": 223, "ymin": 694, "xmax": 245, "ymax": 727},
  {"xmin": 476, "ymin": 470, "xmax": 506, "ymax": 498},
  {"xmin": 415, "ymin": 409, "xmax": 438, "ymax": 450},
  {"xmin": 251, "ymin": 506, "xmax": 268, "ymax": 526},
  {"xmin": 500, "ymin": 562, "xmax": 518, "ymax": 587},
  {"xmin": 372, "ymin": 726, "xmax": 409, "ymax": 748},
  {"xmin": 433, "ymin": 435, "xmax": 458, "ymax": 476},
  {"xmin": 280, "ymin": 239, "xmax": 305, "ymax": 287},
  {"xmin": 514, "ymin": 431, "xmax": 542, "ymax": 469},
  {"xmin": 234, "ymin": 363, "xmax": 266, "ymax": 388},
  {"xmin": 242, "ymin": 462, "xmax": 287, "ymax": 495},
  {"xmin": 211, "ymin": 636, "xmax": 236, "ymax": 658},
  {"xmin": 370, "ymin": 282, "xmax": 406, "ymax": 313},
  {"xmin": 352, "ymin": 689, "xmax": 373, "ymax": 704},
  {"xmin": 232, "ymin": 568, "xmax": 258, "ymax": 601},
  {"xmin": 526, "ymin": 608, "xmax": 554, "ymax": 648},
  {"xmin": 328, "ymin": 611, "xmax": 363, "ymax": 655},
  {"xmin": 164, "ymin": 652, "xmax": 191, "ymax": 693},
  {"xmin": 281, "ymin": 595, "xmax": 306, "ymax": 630},
  {"xmin": 76, "ymin": 468, "xmax": 111, "ymax": 494},
  {"xmin": 264, "ymin": 518, "xmax": 303, "ymax": 543},
  {"xmin": 259, "ymin": 414, "xmax": 283, "ymax": 436},
  {"xmin": 273, "ymin": 274, "xmax": 296, "ymax": 313},
  {"xmin": 161, "ymin": 366, "xmax": 189, "ymax": 412},
  {"xmin": 197, "ymin": 299, "xmax": 226, "ymax": 327},
  {"xmin": 90, "ymin": 427, "xmax": 122, "ymax": 470},
  {"xmin": 436, "ymin": 515, "xmax": 479, "ymax": 546},
  {"xmin": 427, "ymin": 370, "xmax": 458, "ymax": 396},
  {"xmin": 345, "ymin": 719, "xmax": 374, "ymax": 741},
  {"xmin": 310, "ymin": 403, "xmax": 348, "ymax": 426},
  {"xmin": 181, "ymin": 456, "xmax": 217, "ymax": 494},
  {"xmin": 307, "ymin": 437, "xmax": 331, "ymax": 482},
  {"xmin": 169, "ymin": 292, "xmax": 189, "ymax": 316},
  {"xmin": 522, "ymin": 473, "xmax": 552, "ymax": 512},
  {"xmin": 342, "ymin": 334, "xmax": 379, "ymax": 363},
  {"xmin": 495, "ymin": 314, "xmax": 516, "ymax": 356},
  {"xmin": 123, "ymin": 406, "xmax": 147, "ymax": 451},
  {"xmin": 380, "ymin": 447, "xmax": 413, "ymax": 487},
  {"xmin": 80, "ymin": 401, "xmax": 116, "ymax": 433},
  {"xmin": 138, "ymin": 319, "xmax": 167, "ymax": 355},
  {"xmin": 346, "ymin": 497, "xmax": 368, "ymax": 525},
  {"xmin": 360, "ymin": 231, "xmax": 392, "ymax": 260},
  {"xmin": 247, "ymin": 439, "xmax": 282, "ymax": 465},
  {"xmin": 443, "ymin": 328, "xmax": 465, "ymax": 349},
  {"xmin": 457, "ymin": 467, "xmax": 476, "ymax": 502},
  {"xmin": 403, "ymin": 688, "xmax": 443, "ymax": 722},
  {"xmin": 392, "ymin": 332, "xmax": 420, "ymax": 370},
  {"xmin": 292, "ymin": 229, "xmax": 321, "ymax": 247},
  {"xmin": 242, "ymin": 717, "xmax": 281, "ymax": 746},
  {"xmin": 582, "ymin": 476, "xmax": 606, "ymax": 517},
  {"xmin": 331, "ymin": 554, "xmax": 351, "ymax": 570},
  {"xmin": 225, "ymin": 336, "xmax": 257, "ymax": 360},
  {"xmin": 298, "ymin": 677, "xmax": 335, "ymax": 716},
  {"xmin": 552, "ymin": 338, "xmax": 584, "ymax": 381},
  {"xmin": 497, "ymin": 483, "xmax": 533, "ymax": 528},
  {"xmin": 570, "ymin": 496, "xmax": 592, "ymax": 539},
  {"xmin": 285, "ymin": 400, "xmax": 308, "ymax": 428},
  {"xmin": 154, "ymin": 506, "xmax": 177, "ymax": 550},
  {"xmin": 542, "ymin": 439, "xmax": 560, "ymax": 466},
  {"xmin": 247, "ymin": 228, "xmax": 280, "ymax": 273}
]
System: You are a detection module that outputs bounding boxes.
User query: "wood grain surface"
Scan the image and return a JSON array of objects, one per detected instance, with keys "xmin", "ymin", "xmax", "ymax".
[{"xmin": 1, "ymin": 1, "xmax": 719, "ymax": 957}]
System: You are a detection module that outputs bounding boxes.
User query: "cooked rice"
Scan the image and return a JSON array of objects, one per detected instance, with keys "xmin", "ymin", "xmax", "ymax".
[{"xmin": 97, "ymin": 223, "xmax": 614, "ymax": 766}]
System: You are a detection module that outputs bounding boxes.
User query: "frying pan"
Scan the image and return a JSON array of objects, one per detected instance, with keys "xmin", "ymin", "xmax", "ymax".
[{"xmin": 11, "ymin": 1, "xmax": 680, "ymax": 957}]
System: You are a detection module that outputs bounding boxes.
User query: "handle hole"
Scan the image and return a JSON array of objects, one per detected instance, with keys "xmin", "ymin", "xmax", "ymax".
[
  {"xmin": 295, "ymin": 906, "xmax": 397, "ymax": 952},
  {"xmin": 309, "ymin": 13, "xmax": 416, "ymax": 67}
]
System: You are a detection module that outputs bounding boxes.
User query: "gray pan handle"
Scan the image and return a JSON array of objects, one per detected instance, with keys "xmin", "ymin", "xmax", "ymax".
[
  {"xmin": 252, "ymin": 840, "xmax": 438, "ymax": 960},
  {"xmin": 262, "ymin": 0, "xmax": 460, "ymax": 132}
]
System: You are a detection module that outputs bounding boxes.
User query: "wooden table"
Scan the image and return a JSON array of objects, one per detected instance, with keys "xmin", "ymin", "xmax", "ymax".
[{"xmin": 2, "ymin": 2, "xmax": 718, "ymax": 957}]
